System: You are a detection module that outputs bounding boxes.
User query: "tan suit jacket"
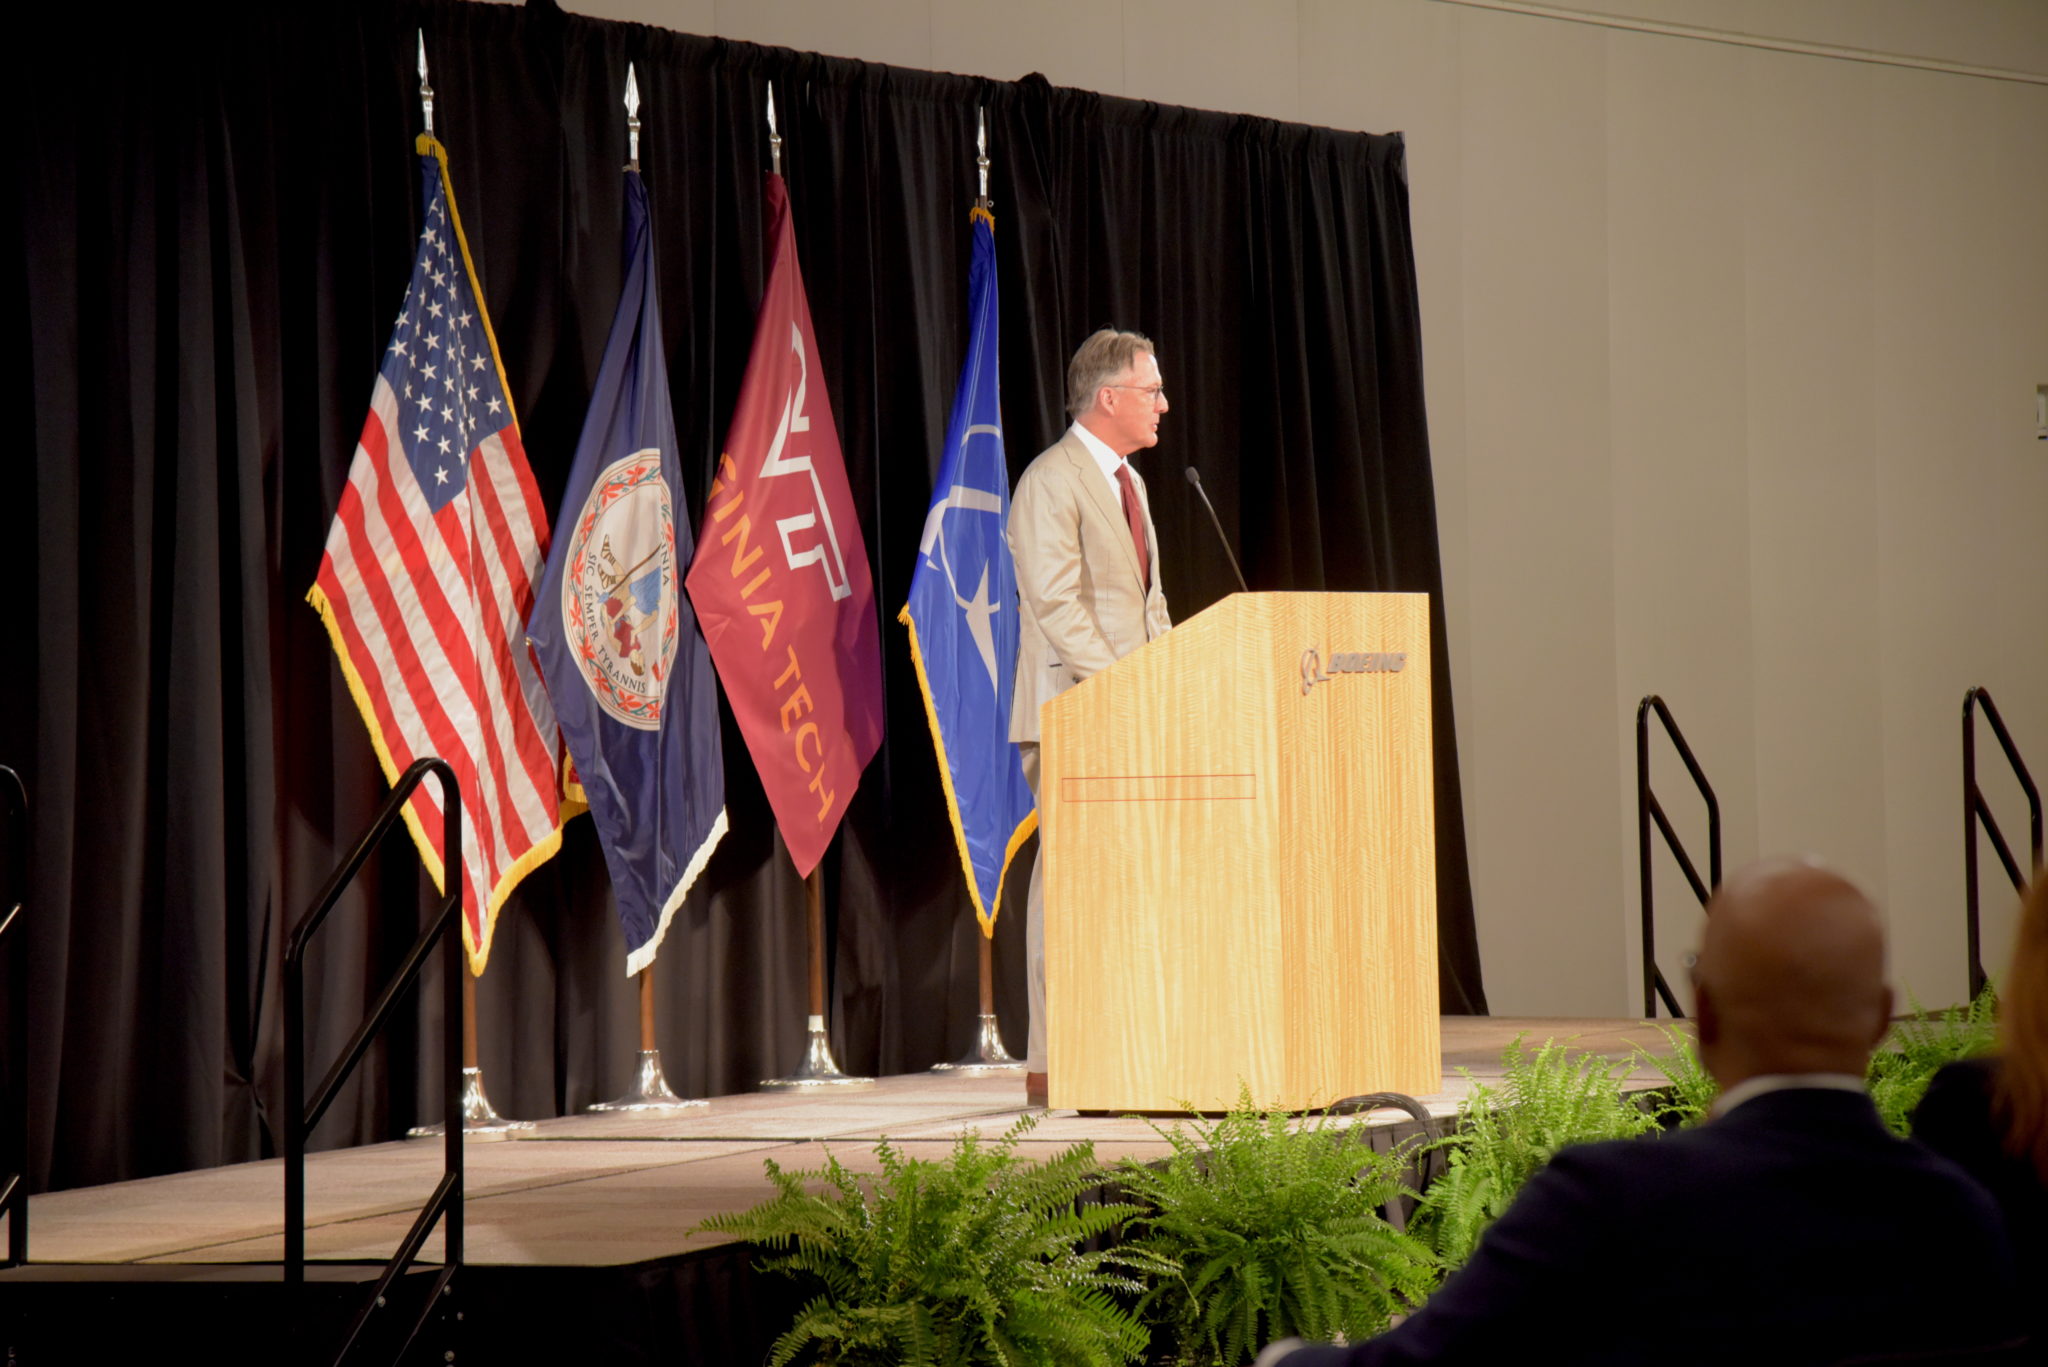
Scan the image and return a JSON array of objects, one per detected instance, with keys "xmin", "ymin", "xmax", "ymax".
[{"xmin": 1007, "ymin": 427, "xmax": 1171, "ymax": 743}]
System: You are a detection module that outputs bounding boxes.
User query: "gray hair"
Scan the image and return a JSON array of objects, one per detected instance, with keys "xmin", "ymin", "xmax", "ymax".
[{"xmin": 1066, "ymin": 328, "xmax": 1156, "ymax": 419}]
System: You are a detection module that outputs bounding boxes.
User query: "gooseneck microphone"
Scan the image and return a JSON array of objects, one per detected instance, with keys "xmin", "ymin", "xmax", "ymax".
[{"xmin": 1184, "ymin": 466, "xmax": 1249, "ymax": 594}]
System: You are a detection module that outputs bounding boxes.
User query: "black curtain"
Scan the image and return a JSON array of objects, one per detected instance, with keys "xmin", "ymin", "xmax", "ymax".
[{"xmin": 8, "ymin": 0, "xmax": 1483, "ymax": 1195}]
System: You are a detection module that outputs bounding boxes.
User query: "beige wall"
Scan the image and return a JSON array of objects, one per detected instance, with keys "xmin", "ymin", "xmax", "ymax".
[{"xmin": 555, "ymin": 0, "xmax": 2048, "ymax": 1016}]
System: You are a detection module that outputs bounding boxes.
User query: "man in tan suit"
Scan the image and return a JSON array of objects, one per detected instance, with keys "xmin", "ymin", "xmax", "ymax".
[{"xmin": 1008, "ymin": 328, "xmax": 1174, "ymax": 1105}]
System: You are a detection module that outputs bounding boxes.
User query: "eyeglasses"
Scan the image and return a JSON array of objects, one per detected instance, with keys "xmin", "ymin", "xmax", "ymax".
[{"xmin": 1110, "ymin": 383, "xmax": 1167, "ymax": 405}]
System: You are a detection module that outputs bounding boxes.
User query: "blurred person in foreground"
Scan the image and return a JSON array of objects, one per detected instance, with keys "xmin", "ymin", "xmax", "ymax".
[
  {"xmin": 1913, "ymin": 869, "xmax": 2048, "ymax": 1329},
  {"xmin": 1261, "ymin": 857, "xmax": 2020, "ymax": 1366}
]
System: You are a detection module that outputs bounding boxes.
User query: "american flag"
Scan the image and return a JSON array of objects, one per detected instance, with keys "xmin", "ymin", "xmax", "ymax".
[{"xmin": 308, "ymin": 136, "xmax": 564, "ymax": 975}]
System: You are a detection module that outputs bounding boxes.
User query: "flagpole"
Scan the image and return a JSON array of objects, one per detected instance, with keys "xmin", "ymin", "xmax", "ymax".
[
  {"xmin": 416, "ymin": 29, "xmax": 434, "ymax": 138},
  {"xmin": 585, "ymin": 968, "xmax": 705, "ymax": 1111},
  {"xmin": 408, "ymin": 973, "xmax": 534, "ymax": 1136},
  {"xmin": 750, "ymin": 86, "xmax": 872, "ymax": 1095},
  {"xmin": 931, "ymin": 928, "xmax": 1021, "ymax": 1073},
  {"xmin": 760, "ymin": 849, "xmax": 874, "ymax": 1091},
  {"xmin": 807, "ymin": 869, "xmax": 826, "ymax": 1016},
  {"xmin": 977, "ymin": 105, "xmax": 990, "ymax": 207},
  {"xmin": 927, "ymin": 109, "xmax": 1023, "ymax": 1076},
  {"xmin": 689, "ymin": 84, "xmax": 872, "ymax": 1093},
  {"xmin": 573, "ymin": 62, "xmax": 710, "ymax": 1117},
  {"xmin": 395, "ymin": 35, "xmax": 531, "ymax": 1140},
  {"xmin": 624, "ymin": 61, "xmax": 640, "ymax": 172}
]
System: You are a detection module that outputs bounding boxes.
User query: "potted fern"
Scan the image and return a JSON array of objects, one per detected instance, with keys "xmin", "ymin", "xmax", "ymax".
[
  {"xmin": 1407, "ymin": 1037, "xmax": 1659, "ymax": 1267},
  {"xmin": 1113, "ymin": 1095, "xmax": 1439, "ymax": 1367},
  {"xmin": 1643, "ymin": 1023, "xmax": 1715, "ymax": 1129},
  {"xmin": 697, "ymin": 1120, "xmax": 1152, "ymax": 1367},
  {"xmin": 1866, "ymin": 986, "xmax": 1999, "ymax": 1134},
  {"xmin": 1645, "ymin": 985, "xmax": 2000, "ymax": 1136}
]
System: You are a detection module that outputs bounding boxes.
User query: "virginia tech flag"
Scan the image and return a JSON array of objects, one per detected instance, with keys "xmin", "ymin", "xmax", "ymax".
[
  {"xmin": 899, "ymin": 207, "xmax": 1035, "ymax": 935},
  {"xmin": 528, "ymin": 170, "xmax": 727, "ymax": 975},
  {"xmin": 308, "ymin": 135, "xmax": 564, "ymax": 975},
  {"xmin": 685, "ymin": 174, "xmax": 883, "ymax": 877}
]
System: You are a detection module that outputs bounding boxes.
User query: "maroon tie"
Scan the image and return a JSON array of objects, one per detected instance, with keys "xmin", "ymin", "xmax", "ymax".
[{"xmin": 1114, "ymin": 462, "xmax": 1151, "ymax": 590}]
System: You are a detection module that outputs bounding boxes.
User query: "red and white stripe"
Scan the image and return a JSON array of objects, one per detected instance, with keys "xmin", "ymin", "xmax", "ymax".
[{"xmin": 314, "ymin": 373, "xmax": 561, "ymax": 971}]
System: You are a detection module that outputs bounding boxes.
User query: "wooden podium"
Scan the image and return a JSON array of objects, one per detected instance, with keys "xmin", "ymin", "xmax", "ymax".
[{"xmin": 1041, "ymin": 591, "xmax": 1440, "ymax": 1111}]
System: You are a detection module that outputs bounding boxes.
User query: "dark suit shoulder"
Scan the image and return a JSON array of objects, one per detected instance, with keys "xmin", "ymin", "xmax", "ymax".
[
  {"xmin": 1362, "ymin": 1094, "xmax": 2015, "ymax": 1364},
  {"xmin": 1685, "ymin": 1088, "xmax": 1963, "ymax": 1171},
  {"xmin": 1911, "ymin": 1054, "xmax": 2048, "ymax": 1266},
  {"xmin": 1914, "ymin": 1055, "xmax": 2000, "ymax": 1123},
  {"xmin": 1908, "ymin": 1059, "xmax": 2003, "ymax": 1170},
  {"xmin": 1540, "ymin": 1089, "xmax": 2004, "ymax": 1241}
]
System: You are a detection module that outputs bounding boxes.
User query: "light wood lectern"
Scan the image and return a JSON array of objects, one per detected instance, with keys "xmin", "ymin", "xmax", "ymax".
[{"xmin": 1041, "ymin": 591, "xmax": 1440, "ymax": 1112}]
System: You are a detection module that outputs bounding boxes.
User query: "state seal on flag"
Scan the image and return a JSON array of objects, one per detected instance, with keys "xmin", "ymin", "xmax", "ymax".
[{"xmin": 562, "ymin": 450, "xmax": 679, "ymax": 730}]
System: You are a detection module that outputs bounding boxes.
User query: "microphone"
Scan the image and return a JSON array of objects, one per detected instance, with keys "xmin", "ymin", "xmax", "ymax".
[{"xmin": 1184, "ymin": 466, "xmax": 1249, "ymax": 593}]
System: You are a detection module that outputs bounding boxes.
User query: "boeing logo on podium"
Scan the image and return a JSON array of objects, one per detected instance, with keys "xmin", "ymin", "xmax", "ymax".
[{"xmin": 1300, "ymin": 646, "xmax": 1407, "ymax": 695}]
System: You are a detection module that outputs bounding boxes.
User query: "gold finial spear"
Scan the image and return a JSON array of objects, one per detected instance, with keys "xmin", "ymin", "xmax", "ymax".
[
  {"xmin": 767, "ymin": 82, "xmax": 782, "ymax": 176},
  {"xmin": 417, "ymin": 31, "xmax": 434, "ymax": 137},
  {"xmin": 625, "ymin": 63, "xmax": 641, "ymax": 171}
]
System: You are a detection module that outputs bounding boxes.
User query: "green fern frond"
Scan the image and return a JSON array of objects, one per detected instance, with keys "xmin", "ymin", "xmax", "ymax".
[
  {"xmin": 1409, "ymin": 1036, "xmax": 1660, "ymax": 1267},
  {"xmin": 1639, "ymin": 1025, "xmax": 1714, "ymax": 1129},
  {"xmin": 695, "ymin": 1115, "xmax": 1148, "ymax": 1367},
  {"xmin": 1117, "ymin": 1087, "xmax": 1438, "ymax": 1366},
  {"xmin": 1867, "ymin": 982, "xmax": 1999, "ymax": 1136}
]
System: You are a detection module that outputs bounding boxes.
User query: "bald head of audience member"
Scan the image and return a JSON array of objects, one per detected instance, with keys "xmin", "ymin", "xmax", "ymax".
[{"xmin": 1692, "ymin": 858, "xmax": 1893, "ymax": 1091}]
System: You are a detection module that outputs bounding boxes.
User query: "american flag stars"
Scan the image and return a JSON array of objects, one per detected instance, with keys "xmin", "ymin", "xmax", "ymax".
[{"xmin": 375, "ymin": 181, "xmax": 510, "ymax": 515}]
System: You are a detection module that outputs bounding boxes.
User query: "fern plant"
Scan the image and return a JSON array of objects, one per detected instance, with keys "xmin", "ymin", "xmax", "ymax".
[
  {"xmin": 1408, "ymin": 1037, "xmax": 1659, "ymax": 1267},
  {"xmin": 1113, "ymin": 1093, "xmax": 1439, "ymax": 1367},
  {"xmin": 1631, "ymin": 986, "xmax": 2005, "ymax": 1138},
  {"xmin": 696, "ymin": 1119, "xmax": 1151, "ymax": 1367},
  {"xmin": 1866, "ymin": 984, "xmax": 1999, "ymax": 1136},
  {"xmin": 1641, "ymin": 1024, "xmax": 1714, "ymax": 1129}
]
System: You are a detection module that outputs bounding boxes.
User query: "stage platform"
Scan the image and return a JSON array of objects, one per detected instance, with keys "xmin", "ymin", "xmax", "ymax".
[
  {"xmin": 1, "ymin": 1017, "xmax": 1686, "ymax": 1365},
  {"xmin": 17, "ymin": 1016, "xmax": 1682, "ymax": 1269}
]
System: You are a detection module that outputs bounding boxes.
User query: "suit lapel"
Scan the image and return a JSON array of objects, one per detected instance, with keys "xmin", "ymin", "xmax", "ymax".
[{"xmin": 1060, "ymin": 433, "xmax": 1145, "ymax": 588}]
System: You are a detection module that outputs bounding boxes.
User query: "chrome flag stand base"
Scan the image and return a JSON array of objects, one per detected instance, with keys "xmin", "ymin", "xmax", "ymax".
[
  {"xmin": 761, "ymin": 1016, "xmax": 875, "ymax": 1092},
  {"xmin": 586, "ymin": 1049, "xmax": 708, "ymax": 1112},
  {"xmin": 930, "ymin": 1013, "xmax": 1024, "ymax": 1074},
  {"xmin": 408, "ymin": 1066, "xmax": 535, "ymax": 1138}
]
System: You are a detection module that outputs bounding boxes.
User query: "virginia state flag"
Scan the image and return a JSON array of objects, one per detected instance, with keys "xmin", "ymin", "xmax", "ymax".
[
  {"xmin": 528, "ymin": 169, "xmax": 727, "ymax": 974},
  {"xmin": 685, "ymin": 174, "xmax": 883, "ymax": 878},
  {"xmin": 899, "ymin": 207, "xmax": 1036, "ymax": 935}
]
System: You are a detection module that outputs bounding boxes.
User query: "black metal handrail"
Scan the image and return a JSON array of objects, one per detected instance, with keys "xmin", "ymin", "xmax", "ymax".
[
  {"xmin": 1636, "ymin": 697, "xmax": 1722, "ymax": 1019},
  {"xmin": 285, "ymin": 758, "xmax": 464, "ymax": 1367},
  {"xmin": 1964, "ymin": 688, "xmax": 2042, "ymax": 998},
  {"xmin": 1329, "ymin": 1090, "xmax": 1440, "ymax": 1192},
  {"xmin": 1, "ymin": 765, "xmax": 27, "ymax": 1267}
]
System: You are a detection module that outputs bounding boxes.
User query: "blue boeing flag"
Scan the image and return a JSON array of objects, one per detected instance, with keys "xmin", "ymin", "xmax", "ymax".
[
  {"xmin": 900, "ymin": 207, "xmax": 1037, "ymax": 935},
  {"xmin": 528, "ymin": 170, "xmax": 726, "ymax": 974}
]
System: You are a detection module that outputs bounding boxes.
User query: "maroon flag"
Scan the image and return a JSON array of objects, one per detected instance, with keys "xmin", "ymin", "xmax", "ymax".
[{"xmin": 686, "ymin": 175, "xmax": 884, "ymax": 876}]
